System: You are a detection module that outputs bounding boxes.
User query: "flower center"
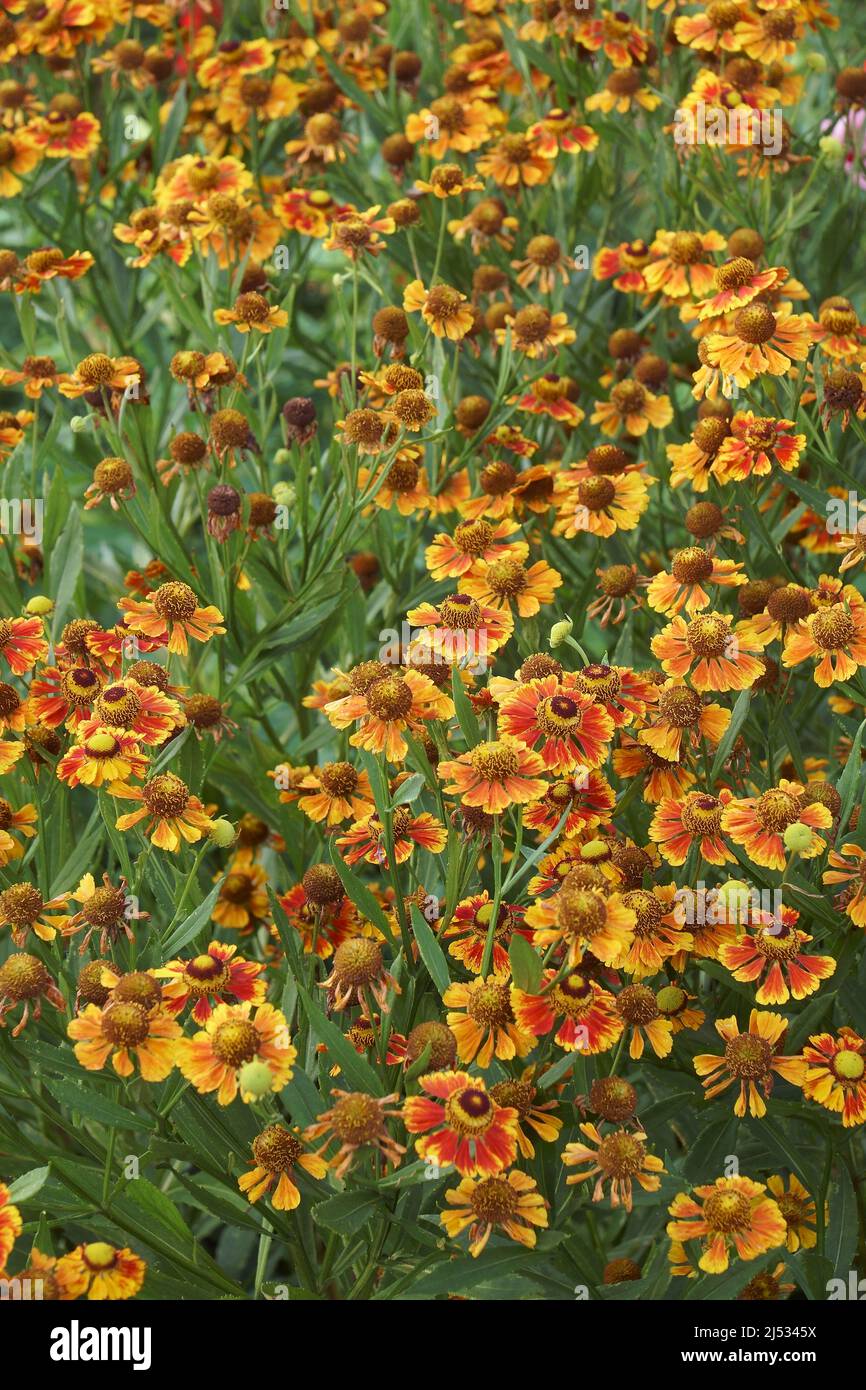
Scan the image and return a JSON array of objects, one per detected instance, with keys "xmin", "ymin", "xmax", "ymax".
[
  {"xmin": 445, "ymin": 1086, "xmax": 494, "ymax": 1135},
  {"xmin": 724, "ymin": 1033, "xmax": 773, "ymax": 1078},
  {"xmin": 470, "ymin": 741, "xmax": 519, "ymax": 780},
  {"xmin": 212, "ymin": 1018, "xmax": 260, "ymax": 1067}
]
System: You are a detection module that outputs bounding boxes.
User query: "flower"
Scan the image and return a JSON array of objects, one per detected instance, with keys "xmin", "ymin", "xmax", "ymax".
[
  {"xmin": 293, "ymin": 760, "xmax": 375, "ymax": 825},
  {"xmin": 57, "ymin": 724, "xmax": 148, "ymax": 788},
  {"xmin": 651, "ymin": 611, "xmax": 765, "ymax": 691},
  {"xmin": 616, "ymin": 983, "xmax": 674, "ymax": 1059},
  {"xmin": 693, "ymin": 1009, "xmax": 805, "ymax": 1117},
  {"xmin": 512, "ymin": 968, "xmax": 624, "ymax": 1053},
  {"xmin": 643, "ymin": 228, "xmax": 726, "ymax": 299},
  {"xmin": 440, "ymin": 894, "xmax": 524, "ymax": 976},
  {"xmin": 402, "ymin": 278, "xmax": 474, "ymax": 340},
  {"xmin": 554, "ymin": 471, "xmax": 650, "ymax": 539},
  {"xmin": 498, "ymin": 305, "xmax": 575, "ymax": 358},
  {"xmin": 443, "ymin": 976, "xmax": 536, "ymax": 1068},
  {"xmin": 238, "ymin": 1124, "xmax": 328, "ymax": 1211},
  {"xmin": 337, "ymin": 808, "xmax": 446, "ymax": 867},
  {"xmin": 718, "ymin": 909, "xmax": 836, "ymax": 1004},
  {"xmin": 403, "ymin": 1070, "xmax": 519, "ymax": 1177},
  {"xmin": 766, "ymin": 1174, "xmax": 818, "ymax": 1252},
  {"xmin": 0, "ymin": 615, "xmax": 48, "ymax": 674},
  {"xmin": 528, "ymin": 880, "xmax": 636, "ymax": 968},
  {"xmin": 438, "ymin": 738, "xmax": 548, "ymax": 816},
  {"xmin": 0, "ymin": 1180, "xmax": 22, "ymax": 1271},
  {"xmin": 650, "ymin": 789, "xmax": 735, "ymax": 867},
  {"xmin": 324, "ymin": 666, "xmax": 451, "ymax": 761},
  {"xmin": 782, "ymin": 589, "xmax": 866, "ymax": 686},
  {"xmin": 441, "ymin": 1171, "xmax": 548, "ymax": 1256},
  {"xmin": 59, "ymin": 352, "xmax": 140, "ymax": 399},
  {"xmin": 305, "ymin": 1090, "xmax": 404, "ymax": 1178},
  {"xmin": 704, "ymin": 304, "xmax": 815, "ymax": 389},
  {"xmin": 667, "ymin": 1175, "xmax": 787, "ymax": 1275},
  {"xmin": 497, "ymin": 673, "xmax": 615, "ymax": 773},
  {"xmin": 157, "ymin": 940, "xmax": 266, "ymax": 1025},
  {"xmin": 721, "ymin": 780, "xmax": 832, "ymax": 871},
  {"xmin": 0, "ymin": 882, "xmax": 68, "ymax": 946},
  {"xmin": 177, "ymin": 1001, "xmax": 295, "ymax": 1105},
  {"xmin": 647, "ymin": 547, "xmax": 746, "ymax": 616},
  {"xmin": 68, "ymin": 997, "xmax": 181, "ymax": 1080},
  {"xmin": 0, "ymin": 951, "xmax": 64, "ymax": 1035},
  {"xmin": 113, "ymin": 772, "xmax": 214, "ymax": 851},
  {"xmin": 638, "ymin": 681, "xmax": 730, "ymax": 761},
  {"xmin": 320, "ymin": 937, "xmax": 398, "ymax": 1012},
  {"xmin": 459, "ymin": 556, "xmax": 562, "ymax": 619},
  {"xmin": 118, "ymin": 581, "xmax": 225, "ymax": 656},
  {"xmin": 797, "ymin": 1027, "xmax": 866, "ymax": 1127},
  {"xmin": 214, "ymin": 291, "xmax": 288, "ymax": 334},
  {"xmin": 56, "ymin": 1243, "xmax": 146, "ymax": 1300},
  {"xmin": 591, "ymin": 380, "xmax": 673, "ymax": 436},
  {"xmin": 489, "ymin": 1068, "xmax": 563, "ymax": 1159},
  {"xmin": 712, "ymin": 411, "xmax": 806, "ymax": 482},
  {"xmin": 562, "ymin": 1123, "xmax": 665, "ymax": 1211},
  {"xmin": 824, "ymin": 842, "xmax": 866, "ymax": 926}
]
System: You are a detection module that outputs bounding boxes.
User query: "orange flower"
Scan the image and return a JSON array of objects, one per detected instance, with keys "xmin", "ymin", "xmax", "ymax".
[
  {"xmin": 527, "ymin": 881, "xmax": 636, "ymax": 968},
  {"xmin": 113, "ymin": 771, "xmax": 214, "ymax": 851},
  {"xmin": 444, "ymin": 976, "xmax": 536, "ymax": 1068},
  {"xmin": 695, "ymin": 257, "xmax": 788, "ymax": 319},
  {"xmin": 721, "ymin": 780, "xmax": 832, "ymax": 871},
  {"xmin": 405, "ymin": 98, "xmax": 493, "ymax": 157},
  {"xmin": 718, "ymin": 910, "xmax": 835, "ymax": 1005},
  {"xmin": 440, "ymin": 893, "xmax": 524, "ymax": 976},
  {"xmin": 704, "ymin": 304, "xmax": 815, "ymax": 389},
  {"xmin": 562, "ymin": 1122, "xmax": 665, "ymax": 1211},
  {"xmin": 824, "ymin": 842, "xmax": 866, "ymax": 927},
  {"xmin": 667, "ymin": 1175, "xmax": 786, "ymax": 1275},
  {"xmin": 68, "ymin": 998, "xmax": 181, "ymax": 1080},
  {"xmin": 0, "ymin": 614, "xmax": 48, "ymax": 674},
  {"xmin": 674, "ymin": 4, "xmax": 748, "ymax": 53},
  {"xmin": 0, "ymin": 882, "xmax": 68, "ymax": 946},
  {"xmin": 616, "ymin": 983, "xmax": 674, "ymax": 1059},
  {"xmin": 459, "ymin": 555, "xmax": 562, "ymax": 619},
  {"xmin": 57, "ymin": 724, "xmax": 148, "ymax": 789},
  {"xmin": 497, "ymin": 305, "xmax": 575, "ymax": 358},
  {"xmin": 212, "ymin": 854, "xmax": 271, "ymax": 933},
  {"xmin": 294, "ymin": 760, "xmax": 375, "ymax": 826},
  {"xmin": 638, "ymin": 680, "xmax": 730, "ymax": 761},
  {"xmin": 59, "ymin": 352, "xmax": 140, "ymax": 399},
  {"xmin": 613, "ymin": 732, "xmax": 696, "ymax": 802},
  {"xmin": 0, "ymin": 1180, "xmax": 22, "ymax": 1271},
  {"xmin": 337, "ymin": 808, "xmax": 447, "ymax": 867},
  {"xmin": 497, "ymin": 673, "xmax": 615, "ymax": 773},
  {"xmin": 425, "ymin": 518, "xmax": 526, "ymax": 582},
  {"xmin": 593, "ymin": 239, "xmax": 651, "ymax": 293},
  {"xmin": 56, "ymin": 1242, "xmax": 146, "ymax": 1300},
  {"xmin": 0, "ymin": 127, "xmax": 40, "ymax": 195},
  {"xmin": 214, "ymin": 291, "xmax": 288, "ymax": 334},
  {"xmin": 643, "ymin": 228, "xmax": 726, "ymax": 299},
  {"xmin": 734, "ymin": 6, "xmax": 802, "ymax": 62},
  {"xmin": 650, "ymin": 789, "xmax": 735, "ymax": 867},
  {"xmin": 476, "ymin": 129, "xmax": 554, "ymax": 187},
  {"xmin": 438, "ymin": 738, "xmax": 547, "ymax": 816},
  {"xmin": 237, "ymin": 1123, "xmax": 328, "ymax": 1211},
  {"xmin": 647, "ymin": 546, "xmax": 745, "ymax": 616},
  {"xmin": 524, "ymin": 770, "xmax": 616, "ymax": 838},
  {"xmin": 712, "ymin": 411, "xmax": 805, "ymax": 482},
  {"xmin": 619, "ymin": 885, "xmax": 694, "ymax": 980},
  {"xmin": 797, "ymin": 1027, "xmax": 866, "ymax": 1127},
  {"xmin": 12, "ymin": 246, "xmax": 93, "ymax": 293},
  {"xmin": 782, "ymin": 589, "xmax": 866, "ymax": 686},
  {"xmin": 402, "ymin": 279, "xmax": 474, "ymax": 340},
  {"xmin": 651, "ymin": 611, "xmax": 765, "ymax": 691},
  {"xmin": 118, "ymin": 580, "xmax": 225, "ymax": 656},
  {"xmin": 591, "ymin": 380, "xmax": 673, "ymax": 436},
  {"xmin": 177, "ymin": 1001, "xmax": 295, "ymax": 1105},
  {"xmin": 402, "ymin": 1070, "xmax": 518, "ymax": 1176},
  {"xmin": 554, "ymin": 471, "xmax": 650, "ymax": 539},
  {"xmin": 156, "ymin": 940, "xmax": 266, "ymax": 1025},
  {"xmin": 406, "ymin": 593, "xmax": 513, "ymax": 664},
  {"xmin": 693, "ymin": 1009, "xmax": 805, "ymax": 1118},
  {"xmin": 305, "ymin": 1089, "xmax": 405, "ymax": 1179},
  {"xmin": 512, "ymin": 968, "xmax": 623, "ymax": 1053},
  {"xmin": 440, "ymin": 1170, "xmax": 548, "ymax": 1256},
  {"xmin": 324, "ymin": 666, "xmax": 451, "ymax": 761}
]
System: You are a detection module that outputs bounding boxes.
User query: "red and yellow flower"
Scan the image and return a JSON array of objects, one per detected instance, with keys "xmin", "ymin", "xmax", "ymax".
[
  {"xmin": 667, "ymin": 1175, "xmax": 786, "ymax": 1275},
  {"xmin": 693, "ymin": 1009, "xmax": 805, "ymax": 1118},
  {"xmin": 402, "ymin": 1069, "xmax": 519, "ymax": 1176}
]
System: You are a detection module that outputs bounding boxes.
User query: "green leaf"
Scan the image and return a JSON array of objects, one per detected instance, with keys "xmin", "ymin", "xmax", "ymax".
[
  {"xmin": 124, "ymin": 1176, "xmax": 194, "ymax": 1243},
  {"xmin": 328, "ymin": 839, "xmax": 397, "ymax": 946},
  {"xmin": 508, "ymin": 933, "xmax": 543, "ymax": 992},
  {"xmin": 296, "ymin": 982, "xmax": 384, "ymax": 1095},
  {"xmin": 710, "ymin": 687, "xmax": 751, "ymax": 782},
  {"xmin": 409, "ymin": 905, "xmax": 451, "ymax": 996},
  {"xmin": 451, "ymin": 666, "xmax": 480, "ymax": 746},
  {"xmin": 834, "ymin": 716, "xmax": 866, "ymax": 845},
  {"xmin": 48, "ymin": 508, "xmax": 84, "ymax": 640},
  {"xmin": 8, "ymin": 1166, "xmax": 50, "ymax": 1203},
  {"xmin": 825, "ymin": 1163, "xmax": 857, "ymax": 1280},
  {"xmin": 160, "ymin": 882, "xmax": 221, "ymax": 956},
  {"xmin": 312, "ymin": 1190, "xmax": 382, "ymax": 1236},
  {"xmin": 43, "ymin": 1077, "xmax": 155, "ymax": 1133}
]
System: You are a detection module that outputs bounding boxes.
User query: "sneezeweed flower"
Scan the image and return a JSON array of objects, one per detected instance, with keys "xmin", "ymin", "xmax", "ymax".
[
  {"xmin": 306, "ymin": 1090, "xmax": 404, "ymax": 1178},
  {"xmin": 441, "ymin": 1171, "xmax": 548, "ymax": 1256},
  {"xmin": 497, "ymin": 674, "xmax": 615, "ymax": 772},
  {"xmin": 443, "ymin": 976, "xmax": 536, "ymax": 1068},
  {"xmin": 320, "ymin": 937, "xmax": 398, "ymax": 1012},
  {"xmin": 782, "ymin": 589, "xmax": 866, "ymax": 686},
  {"xmin": 0, "ymin": 1179, "xmax": 21, "ymax": 1271},
  {"xmin": 402, "ymin": 279, "xmax": 474, "ymax": 340},
  {"xmin": 704, "ymin": 303, "xmax": 815, "ymax": 389},
  {"xmin": 113, "ymin": 772, "xmax": 214, "ymax": 851},
  {"xmin": 0, "ymin": 795, "xmax": 36, "ymax": 865},
  {"xmin": 118, "ymin": 580, "xmax": 225, "ymax": 656},
  {"xmin": 425, "ymin": 517, "xmax": 526, "ymax": 582},
  {"xmin": 593, "ymin": 239, "xmax": 651, "ymax": 292},
  {"xmin": 0, "ymin": 951, "xmax": 64, "ymax": 1035},
  {"xmin": 414, "ymin": 163, "xmax": 483, "ymax": 199},
  {"xmin": 11, "ymin": 246, "xmax": 93, "ymax": 292},
  {"xmin": 157, "ymin": 941, "xmax": 266, "ymax": 1025},
  {"xmin": 591, "ymin": 380, "xmax": 673, "ymax": 436},
  {"xmin": 693, "ymin": 1010, "xmax": 805, "ymax": 1117},
  {"xmin": 438, "ymin": 738, "xmax": 547, "ymax": 816},
  {"xmin": 84, "ymin": 455, "xmax": 136, "ymax": 510},
  {"xmin": 512, "ymin": 234, "xmax": 575, "ymax": 293},
  {"xmin": 337, "ymin": 807, "xmax": 447, "ymax": 867},
  {"xmin": 616, "ymin": 984, "xmax": 674, "ymax": 1060},
  {"xmin": 294, "ymin": 761, "xmax": 375, "ymax": 825},
  {"xmin": 647, "ymin": 546, "xmax": 745, "ymax": 616},
  {"xmin": 524, "ymin": 770, "xmax": 616, "ymax": 838},
  {"xmin": 325, "ymin": 666, "xmax": 451, "ymax": 761},
  {"xmin": 0, "ymin": 353, "xmax": 71, "ymax": 397},
  {"xmin": 797, "ymin": 1027, "xmax": 866, "ymax": 1127},
  {"xmin": 489, "ymin": 1068, "xmax": 562, "ymax": 1158},
  {"xmin": 404, "ymin": 96, "xmax": 493, "ymax": 157},
  {"xmin": 406, "ymin": 593, "xmax": 513, "ymax": 664},
  {"xmin": 55, "ymin": 1243, "xmax": 146, "ymax": 1301},
  {"xmin": 695, "ymin": 256, "xmax": 787, "ymax": 319},
  {"xmin": 674, "ymin": 3, "xmax": 749, "ymax": 53},
  {"xmin": 0, "ymin": 882, "xmax": 68, "ymax": 946},
  {"xmin": 59, "ymin": 351, "xmax": 140, "ymax": 399},
  {"xmin": 824, "ymin": 843, "xmax": 866, "ymax": 926},
  {"xmin": 512, "ymin": 969, "xmax": 624, "ymax": 1054},
  {"xmin": 460, "ymin": 555, "xmax": 562, "ymax": 619},
  {"xmin": 721, "ymin": 780, "xmax": 832, "ymax": 871},
  {"xmin": 403, "ymin": 1070, "xmax": 518, "ymax": 1176},
  {"xmin": 562, "ymin": 1123, "xmax": 665, "ymax": 1212},
  {"xmin": 667, "ymin": 1176, "xmax": 786, "ymax": 1275},
  {"xmin": 238, "ymin": 1124, "xmax": 328, "ymax": 1211},
  {"xmin": 668, "ymin": 415, "xmax": 732, "ymax": 490},
  {"xmin": 651, "ymin": 611, "xmax": 765, "ymax": 691},
  {"xmin": 650, "ymin": 788, "xmax": 735, "ymax": 867},
  {"xmin": 214, "ymin": 291, "xmax": 288, "ymax": 334},
  {"xmin": 618, "ymin": 886, "xmax": 694, "ymax": 979},
  {"xmin": 498, "ymin": 305, "xmax": 575, "ymax": 358},
  {"xmin": 0, "ymin": 614, "xmax": 48, "ymax": 674},
  {"xmin": 643, "ymin": 228, "xmax": 726, "ymax": 299},
  {"xmin": 476, "ymin": 129, "xmax": 554, "ymax": 188},
  {"xmin": 811, "ymin": 295, "xmax": 866, "ymax": 362},
  {"xmin": 440, "ymin": 894, "xmax": 523, "ymax": 976},
  {"xmin": 62, "ymin": 872, "xmax": 141, "ymax": 953},
  {"xmin": 712, "ymin": 411, "xmax": 805, "ymax": 482},
  {"xmin": 68, "ymin": 996, "xmax": 181, "ymax": 1080},
  {"xmin": 718, "ymin": 908, "xmax": 836, "ymax": 1004},
  {"xmin": 639, "ymin": 680, "xmax": 730, "ymax": 761},
  {"xmin": 766, "ymin": 1174, "xmax": 818, "ymax": 1252},
  {"xmin": 177, "ymin": 1002, "xmax": 295, "ymax": 1105},
  {"xmin": 212, "ymin": 855, "xmax": 270, "ymax": 933},
  {"xmin": 554, "ymin": 471, "xmax": 650, "ymax": 539},
  {"xmin": 57, "ymin": 724, "xmax": 148, "ymax": 788},
  {"xmin": 532, "ymin": 880, "xmax": 636, "ymax": 968}
]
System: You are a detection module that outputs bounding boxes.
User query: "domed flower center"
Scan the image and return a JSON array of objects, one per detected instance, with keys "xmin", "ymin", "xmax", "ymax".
[
  {"xmin": 143, "ymin": 773, "xmax": 190, "ymax": 818},
  {"xmin": 0, "ymin": 883, "xmax": 43, "ymax": 925},
  {"xmin": 672, "ymin": 547, "xmax": 714, "ymax": 584},
  {"xmin": 693, "ymin": 417, "xmax": 729, "ymax": 453},
  {"xmin": 536, "ymin": 694, "xmax": 583, "ymax": 733},
  {"xmin": 320, "ymin": 761, "xmax": 359, "ymax": 796},
  {"xmin": 766, "ymin": 584, "xmax": 812, "ymax": 622},
  {"xmin": 681, "ymin": 793, "xmax": 723, "ymax": 834},
  {"xmin": 724, "ymin": 1033, "xmax": 773, "ymax": 1078},
  {"xmin": 96, "ymin": 684, "xmax": 141, "ymax": 725},
  {"xmin": 656, "ymin": 984, "xmax": 687, "ymax": 1016},
  {"xmin": 470, "ymin": 740, "xmax": 520, "ymax": 780},
  {"xmin": 485, "ymin": 558, "xmax": 527, "ymax": 598},
  {"xmin": 453, "ymin": 519, "xmax": 495, "ymax": 556},
  {"xmin": 735, "ymin": 304, "xmax": 777, "ymax": 344},
  {"xmin": 330, "ymin": 1092, "xmax": 385, "ymax": 1143},
  {"xmin": 467, "ymin": 980, "xmax": 513, "ymax": 1027},
  {"xmin": 439, "ymin": 593, "xmax": 482, "ymax": 629},
  {"xmin": 707, "ymin": 0, "xmax": 742, "ymax": 28},
  {"xmin": 610, "ymin": 380, "xmax": 647, "ymax": 414},
  {"xmin": 61, "ymin": 666, "xmax": 100, "ymax": 705},
  {"xmin": 616, "ymin": 984, "xmax": 659, "ymax": 1024},
  {"xmin": 332, "ymin": 937, "xmax": 383, "ymax": 986},
  {"xmin": 597, "ymin": 1131, "xmax": 646, "ymax": 1177},
  {"xmin": 153, "ymin": 581, "xmax": 198, "ymax": 621},
  {"xmin": 480, "ymin": 461, "xmax": 517, "ymax": 495},
  {"xmin": 83, "ymin": 1242, "xmax": 117, "ymax": 1270},
  {"xmin": 658, "ymin": 686, "xmax": 703, "ymax": 727},
  {"xmin": 755, "ymin": 788, "xmax": 799, "ymax": 831},
  {"xmin": 704, "ymin": 1189, "xmax": 752, "ymax": 1232},
  {"xmin": 833, "ymin": 1049, "xmax": 866, "ymax": 1082},
  {"xmin": 577, "ymin": 476, "xmax": 616, "ymax": 511},
  {"xmin": 252, "ymin": 1124, "xmax": 302, "ymax": 1171},
  {"xmin": 366, "ymin": 675, "xmax": 414, "ymax": 721},
  {"xmin": 714, "ymin": 256, "xmax": 756, "ymax": 290},
  {"xmin": 212, "ymin": 1018, "xmax": 260, "ymax": 1067},
  {"xmin": 623, "ymin": 889, "xmax": 663, "ymax": 933},
  {"xmin": 470, "ymin": 1176, "xmax": 518, "ymax": 1223},
  {"xmin": 102, "ymin": 1001, "xmax": 150, "ymax": 1047},
  {"xmin": 83, "ymin": 886, "xmax": 126, "ymax": 927},
  {"xmin": 811, "ymin": 606, "xmax": 855, "ymax": 651},
  {"xmin": 669, "ymin": 231, "xmax": 705, "ymax": 265},
  {"xmin": 445, "ymin": 1086, "xmax": 494, "ymax": 1134},
  {"xmin": 185, "ymin": 954, "xmax": 230, "ymax": 992},
  {"xmin": 557, "ymin": 887, "xmax": 607, "ymax": 940},
  {"xmin": 513, "ymin": 305, "xmax": 552, "ymax": 342},
  {"xmin": 0, "ymin": 952, "xmax": 48, "ymax": 1000},
  {"xmin": 686, "ymin": 614, "xmax": 731, "ymax": 657}
]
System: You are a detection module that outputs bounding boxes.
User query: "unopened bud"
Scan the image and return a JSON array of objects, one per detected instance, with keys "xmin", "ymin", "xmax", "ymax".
[
  {"xmin": 208, "ymin": 818, "xmax": 237, "ymax": 847},
  {"xmin": 549, "ymin": 617, "xmax": 573, "ymax": 648}
]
